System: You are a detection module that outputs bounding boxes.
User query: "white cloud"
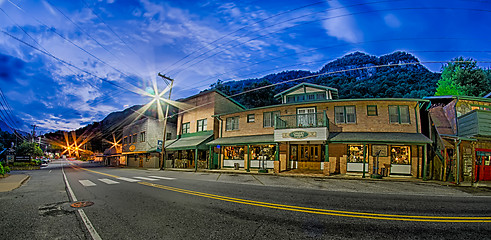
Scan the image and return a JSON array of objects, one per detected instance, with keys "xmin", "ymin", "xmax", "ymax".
[
  {"xmin": 322, "ymin": 0, "xmax": 362, "ymax": 43},
  {"xmin": 384, "ymin": 14, "xmax": 401, "ymax": 28}
]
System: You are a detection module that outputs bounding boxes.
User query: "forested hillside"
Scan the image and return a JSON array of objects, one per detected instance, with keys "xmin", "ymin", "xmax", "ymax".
[{"xmin": 211, "ymin": 51, "xmax": 441, "ymax": 108}]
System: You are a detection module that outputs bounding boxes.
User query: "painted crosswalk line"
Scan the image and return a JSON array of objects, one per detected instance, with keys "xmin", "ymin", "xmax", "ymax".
[
  {"xmin": 118, "ymin": 177, "xmax": 141, "ymax": 182},
  {"xmin": 133, "ymin": 176, "xmax": 159, "ymax": 181},
  {"xmin": 79, "ymin": 180, "xmax": 96, "ymax": 187},
  {"xmin": 98, "ymin": 178, "xmax": 119, "ymax": 184},
  {"xmin": 148, "ymin": 176, "xmax": 176, "ymax": 180}
]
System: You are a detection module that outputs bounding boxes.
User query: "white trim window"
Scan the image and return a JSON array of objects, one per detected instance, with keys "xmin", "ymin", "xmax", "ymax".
[{"xmin": 226, "ymin": 116, "xmax": 239, "ymax": 131}]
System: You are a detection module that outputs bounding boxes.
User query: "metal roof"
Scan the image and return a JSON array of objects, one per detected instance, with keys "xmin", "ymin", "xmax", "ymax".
[{"xmin": 328, "ymin": 132, "xmax": 432, "ymax": 144}]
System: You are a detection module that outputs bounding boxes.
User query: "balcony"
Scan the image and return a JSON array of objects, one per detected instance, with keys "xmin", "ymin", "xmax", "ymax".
[
  {"xmin": 274, "ymin": 112, "xmax": 329, "ymax": 142},
  {"xmin": 275, "ymin": 112, "xmax": 328, "ymax": 130},
  {"xmin": 458, "ymin": 110, "xmax": 491, "ymax": 137}
]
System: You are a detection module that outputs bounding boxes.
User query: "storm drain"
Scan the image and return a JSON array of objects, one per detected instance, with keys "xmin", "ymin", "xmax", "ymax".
[{"xmin": 70, "ymin": 201, "xmax": 94, "ymax": 208}]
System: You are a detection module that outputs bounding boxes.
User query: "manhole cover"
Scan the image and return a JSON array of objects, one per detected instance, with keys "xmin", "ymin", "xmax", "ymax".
[{"xmin": 70, "ymin": 201, "xmax": 94, "ymax": 208}]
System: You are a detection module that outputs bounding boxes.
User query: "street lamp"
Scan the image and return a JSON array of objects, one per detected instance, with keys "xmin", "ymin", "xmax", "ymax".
[{"xmin": 158, "ymin": 73, "xmax": 174, "ymax": 170}]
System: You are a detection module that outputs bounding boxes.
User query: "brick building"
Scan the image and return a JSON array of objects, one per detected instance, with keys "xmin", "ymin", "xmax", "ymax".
[
  {"xmin": 207, "ymin": 83, "xmax": 431, "ymax": 177},
  {"xmin": 165, "ymin": 89, "xmax": 245, "ymax": 169}
]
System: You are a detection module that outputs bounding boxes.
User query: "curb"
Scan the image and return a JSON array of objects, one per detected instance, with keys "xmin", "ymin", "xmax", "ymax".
[{"xmin": 0, "ymin": 174, "xmax": 30, "ymax": 192}]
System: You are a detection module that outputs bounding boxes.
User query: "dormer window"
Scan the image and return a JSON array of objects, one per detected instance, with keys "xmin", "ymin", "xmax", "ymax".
[{"xmin": 274, "ymin": 83, "xmax": 338, "ymax": 104}]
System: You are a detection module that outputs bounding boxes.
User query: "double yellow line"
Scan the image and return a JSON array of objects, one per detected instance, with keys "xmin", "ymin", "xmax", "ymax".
[
  {"xmin": 68, "ymin": 162, "xmax": 491, "ymax": 223},
  {"xmin": 139, "ymin": 182, "xmax": 491, "ymax": 223}
]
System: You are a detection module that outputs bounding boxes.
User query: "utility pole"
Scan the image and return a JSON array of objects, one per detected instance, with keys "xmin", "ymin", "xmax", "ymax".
[
  {"xmin": 31, "ymin": 124, "xmax": 37, "ymax": 143},
  {"xmin": 158, "ymin": 73, "xmax": 174, "ymax": 170}
]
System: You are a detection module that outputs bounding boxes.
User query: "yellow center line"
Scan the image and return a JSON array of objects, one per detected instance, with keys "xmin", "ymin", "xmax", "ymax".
[{"xmin": 70, "ymin": 165, "xmax": 491, "ymax": 223}]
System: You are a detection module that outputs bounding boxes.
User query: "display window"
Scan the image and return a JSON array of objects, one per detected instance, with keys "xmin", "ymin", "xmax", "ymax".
[
  {"xmin": 224, "ymin": 146, "xmax": 245, "ymax": 160},
  {"xmin": 250, "ymin": 145, "xmax": 276, "ymax": 160},
  {"xmin": 391, "ymin": 146, "xmax": 410, "ymax": 164},
  {"xmin": 348, "ymin": 145, "xmax": 365, "ymax": 163}
]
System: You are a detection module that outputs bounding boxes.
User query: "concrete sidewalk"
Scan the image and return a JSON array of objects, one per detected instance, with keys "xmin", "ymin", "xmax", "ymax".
[{"xmin": 0, "ymin": 174, "xmax": 30, "ymax": 192}]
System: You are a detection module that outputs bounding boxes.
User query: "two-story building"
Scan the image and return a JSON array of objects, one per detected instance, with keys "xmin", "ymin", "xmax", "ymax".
[
  {"xmin": 425, "ymin": 96, "xmax": 491, "ymax": 184},
  {"xmin": 165, "ymin": 89, "xmax": 245, "ymax": 169},
  {"xmin": 122, "ymin": 117, "xmax": 177, "ymax": 168},
  {"xmin": 207, "ymin": 83, "xmax": 431, "ymax": 177}
]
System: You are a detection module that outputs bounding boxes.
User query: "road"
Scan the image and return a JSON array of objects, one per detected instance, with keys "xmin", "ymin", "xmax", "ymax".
[{"xmin": 1, "ymin": 158, "xmax": 491, "ymax": 239}]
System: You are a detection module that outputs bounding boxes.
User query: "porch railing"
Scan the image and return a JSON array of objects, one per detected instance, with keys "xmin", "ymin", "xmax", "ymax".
[{"xmin": 274, "ymin": 111, "xmax": 328, "ymax": 129}]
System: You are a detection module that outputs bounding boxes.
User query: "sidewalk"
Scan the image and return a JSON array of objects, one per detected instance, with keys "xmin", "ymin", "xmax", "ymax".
[{"xmin": 0, "ymin": 174, "xmax": 30, "ymax": 192}]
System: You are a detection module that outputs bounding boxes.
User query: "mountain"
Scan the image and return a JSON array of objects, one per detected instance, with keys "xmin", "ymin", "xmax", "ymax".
[{"xmin": 211, "ymin": 51, "xmax": 441, "ymax": 108}]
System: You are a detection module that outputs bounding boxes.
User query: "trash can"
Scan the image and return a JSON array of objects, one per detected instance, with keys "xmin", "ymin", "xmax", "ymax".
[{"xmin": 234, "ymin": 163, "xmax": 240, "ymax": 170}]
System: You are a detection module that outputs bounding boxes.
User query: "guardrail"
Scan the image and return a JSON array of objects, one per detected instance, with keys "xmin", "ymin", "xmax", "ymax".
[{"xmin": 275, "ymin": 112, "xmax": 328, "ymax": 129}]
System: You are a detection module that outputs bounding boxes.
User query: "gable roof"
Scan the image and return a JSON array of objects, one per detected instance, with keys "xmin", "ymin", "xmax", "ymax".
[
  {"xmin": 274, "ymin": 82, "xmax": 339, "ymax": 99},
  {"xmin": 176, "ymin": 88, "xmax": 246, "ymax": 110}
]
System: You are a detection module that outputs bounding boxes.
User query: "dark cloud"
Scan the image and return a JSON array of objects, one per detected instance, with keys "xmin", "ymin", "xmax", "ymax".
[{"xmin": 0, "ymin": 53, "xmax": 26, "ymax": 83}]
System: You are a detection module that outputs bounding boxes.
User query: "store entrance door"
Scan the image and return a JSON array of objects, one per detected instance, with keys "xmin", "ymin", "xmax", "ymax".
[
  {"xmin": 475, "ymin": 149, "xmax": 491, "ymax": 181},
  {"xmin": 138, "ymin": 155, "xmax": 144, "ymax": 168},
  {"xmin": 297, "ymin": 145, "xmax": 321, "ymax": 170}
]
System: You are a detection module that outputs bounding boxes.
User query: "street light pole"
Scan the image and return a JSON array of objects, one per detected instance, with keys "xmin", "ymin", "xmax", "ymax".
[{"xmin": 158, "ymin": 73, "xmax": 174, "ymax": 170}]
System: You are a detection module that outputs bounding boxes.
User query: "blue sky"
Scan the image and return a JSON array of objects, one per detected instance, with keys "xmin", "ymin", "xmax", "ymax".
[{"xmin": 0, "ymin": 0, "xmax": 490, "ymax": 133}]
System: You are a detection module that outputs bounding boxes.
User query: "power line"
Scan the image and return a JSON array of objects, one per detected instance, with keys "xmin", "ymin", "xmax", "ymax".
[
  {"xmin": 167, "ymin": 6, "xmax": 491, "ymax": 78},
  {"xmin": 5, "ymin": 1, "xmax": 144, "ymax": 93}
]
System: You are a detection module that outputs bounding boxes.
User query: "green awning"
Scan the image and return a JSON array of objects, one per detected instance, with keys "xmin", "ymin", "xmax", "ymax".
[
  {"xmin": 164, "ymin": 139, "xmax": 178, "ymax": 148},
  {"xmin": 328, "ymin": 132, "xmax": 432, "ymax": 144},
  {"xmin": 207, "ymin": 134, "xmax": 274, "ymax": 146},
  {"xmin": 166, "ymin": 134, "xmax": 214, "ymax": 150}
]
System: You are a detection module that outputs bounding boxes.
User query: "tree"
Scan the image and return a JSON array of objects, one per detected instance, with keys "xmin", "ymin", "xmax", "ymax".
[
  {"xmin": 16, "ymin": 142, "xmax": 43, "ymax": 158},
  {"xmin": 435, "ymin": 57, "xmax": 490, "ymax": 96}
]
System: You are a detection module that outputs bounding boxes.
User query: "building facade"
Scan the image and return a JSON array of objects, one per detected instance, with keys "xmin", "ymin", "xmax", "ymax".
[
  {"xmin": 207, "ymin": 83, "xmax": 431, "ymax": 177},
  {"xmin": 165, "ymin": 89, "xmax": 245, "ymax": 169},
  {"xmin": 425, "ymin": 96, "xmax": 491, "ymax": 184},
  {"xmin": 122, "ymin": 117, "xmax": 177, "ymax": 168}
]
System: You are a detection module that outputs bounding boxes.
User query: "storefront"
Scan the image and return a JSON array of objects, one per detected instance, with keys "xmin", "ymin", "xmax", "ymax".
[
  {"xmin": 475, "ymin": 148, "xmax": 491, "ymax": 181},
  {"xmin": 165, "ymin": 132, "xmax": 214, "ymax": 170},
  {"xmin": 207, "ymin": 134, "xmax": 276, "ymax": 171},
  {"xmin": 328, "ymin": 132, "xmax": 431, "ymax": 177}
]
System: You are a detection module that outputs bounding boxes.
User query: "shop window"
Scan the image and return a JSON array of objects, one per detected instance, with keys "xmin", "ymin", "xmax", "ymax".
[
  {"xmin": 133, "ymin": 134, "xmax": 137, "ymax": 143},
  {"xmin": 182, "ymin": 122, "xmax": 190, "ymax": 134},
  {"xmin": 250, "ymin": 145, "xmax": 276, "ymax": 160},
  {"xmin": 226, "ymin": 116, "xmax": 239, "ymax": 131},
  {"xmin": 128, "ymin": 135, "xmax": 132, "ymax": 143},
  {"xmin": 391, "ymin": 146, "xmax": 410, "ymax": 164},
  {"xmin": 140, "ymin": 132, "xmax": 145, "ymax": 142},
  {"xmin": 166, "ymin": 132, "xmax": 172, "ymax": 140},
  {"xmin": 335, "ymin": 106, "xmax": 356, "ymax": 124},
  {"xmin": 367, "ymin": 105, "xmax": 378, "ymax": 116},
  {"xmin": 197, "ymin": 119, "xmax": 207, "ymax": 132},
  {"xmin": 389, "ymin": 105, "xmax": 410, "ymax": 124},
  {"xmin": 247, "ymin": 114, "xmax": 255, "ymax": 123},
  {"xmin": 263, "ymin": 111, "xmax": 280, "ymax": 128},
  {"xmin": 471, "ymin": 105, "xmax": 490, "ymax": 111},
  {"xmin": 223, "ymin": 146, "xmax": 245, "ymax": 160},
  {"xmin": 348, "ymin": 145, "xmax": 365, "ymax": 163}
]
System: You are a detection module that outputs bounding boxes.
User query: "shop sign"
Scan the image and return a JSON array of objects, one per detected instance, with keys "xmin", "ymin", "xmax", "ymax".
[
  {"xmin": 156, "ymin": 140, "xmax": 162, "ymax": 152},
  {"xmin": 129, "ymin": 145, "xmax": 136, "ymax": 151},
  {"xmin": 15, "ymin": 155, "xmax": 31, "ymax": 162},
  {"xmin": 274, "ymin": 127, "xmax": 327, "ymax": 142},
  {"xmin": 286, "ymin": 131, "xmax": 313, "ymax": 139},
  {"xmin": 371, "ymin": 145, "xmax": 388, "ymax": 157}
]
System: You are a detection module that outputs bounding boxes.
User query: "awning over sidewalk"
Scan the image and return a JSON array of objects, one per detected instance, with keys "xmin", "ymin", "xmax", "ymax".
[
  {"xmin": 207, "ymin": 134, "xmax": 274, "ymax": 146},
  {"xmin": 328, "ymin": 132, "xmax": 432, "ymax": 144},
  {"xmin": 166, "ymin": 133, "xmax": 214, "ymax": 150}
]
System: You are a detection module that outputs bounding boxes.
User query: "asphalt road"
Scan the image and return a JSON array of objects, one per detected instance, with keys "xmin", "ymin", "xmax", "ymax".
[{"xmin": 1, "ymin": 159, "xmax": 491, "ymax": 239}]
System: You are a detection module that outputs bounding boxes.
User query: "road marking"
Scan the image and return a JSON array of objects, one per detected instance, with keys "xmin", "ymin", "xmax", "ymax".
[
  {"xmin": 148, "ymin": 176, "xmax": 175, "ymax": 180},
  {"xmin": 98, "ymin": 178, "xmax": 119, "ymax": 184},
  {"xmin": 69, "ymin": 164, "xmax": 491, "ymax": 223},
  {"xmin": 134, "ymin": 176, "xmax": 158, "ymax": 181},
  {"xmin": 62, "ymin": 160, "xmax": 102, "ymax": 240},
  {"xmin": 79, "ymin": 180, "xmax": 96, "ymax": 187},
  {"xmin": 139, "ymin": 182, "xmax": 491, "ymax": 223},
  {"xmin": 118, "ymin": 177, "xmax": 141, "ymax": 182}
]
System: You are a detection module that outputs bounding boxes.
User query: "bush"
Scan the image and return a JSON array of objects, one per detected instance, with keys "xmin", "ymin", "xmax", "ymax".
[{"xmin": 0, "ymin": 162, "xmax": 10, "ymax": 176}]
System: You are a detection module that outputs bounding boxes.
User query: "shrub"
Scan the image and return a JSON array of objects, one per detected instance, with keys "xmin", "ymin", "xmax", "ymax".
[{"xmin": 0, "ymin": 162, "xmax": 10, "ymax": 176}]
